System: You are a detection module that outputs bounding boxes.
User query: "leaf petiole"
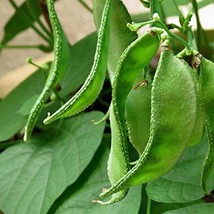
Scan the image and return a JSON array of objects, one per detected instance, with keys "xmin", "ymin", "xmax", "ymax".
[
  {"xmin": 9, "ymin": 0, "xmax": 52, "ymax": 44},
  {"xmin": 78, "ymin": 0, "xmax": 93, "ymax": 13}
]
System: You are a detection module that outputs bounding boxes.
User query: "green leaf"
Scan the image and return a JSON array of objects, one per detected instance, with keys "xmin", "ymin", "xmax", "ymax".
[
  {"xmin": 161, "ymin": 0, "xmax": 214, "ymax": 18},
  {"xmin": 151, "ymin": 200, "xmax": 202, "ymax": 214},
  {"xmin": 164, "ymin": 203, "xmax": 214, "ymax": 214},
  {"xmin": 1, "ymin": 1, "xmax": 40, "ymax": 45},
  {"xmin": 59, "ymin": 32, "xmax": 97, "ymax": 97},
  {"xmin": 0, "ymin": 71, "xmax": 46, "ymax": 142},
  {"xmin": 198, "ymin": 0, "xmax": 214, "ymax": 9},
  {"xmin": 0, "ymin": 111, "xmax": 105, "ymax": 214},
  {"xmin": 51, "ymin": 145, "xmax": 142, "ymax": 214},
  {"xmin": 146, "ymin": 136, "xmax": 214, "ymax": 203}
]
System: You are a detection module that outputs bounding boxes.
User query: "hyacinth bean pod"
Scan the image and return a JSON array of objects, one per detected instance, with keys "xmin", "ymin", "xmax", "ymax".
[
  {"xmin": 96, "ymin": 32, "xmax": 160, "ymax": 204},
  {"xmin": 125, "ymin": 72, "xmax": 152, "ymax": 155},
  {"xmin": 100, "ymin": 48, "xmax": 197, "ymax": 200},
  {"xmin": 24, "ymin": 0, "xmax": 70, "ymax": 141},
  {"xmin": 43, "ymin": 0, "xmax": 112, "ymax": 124},
  {"xmin": 199, "ymin": 57, "xmax": 214, "ymax": 193}
]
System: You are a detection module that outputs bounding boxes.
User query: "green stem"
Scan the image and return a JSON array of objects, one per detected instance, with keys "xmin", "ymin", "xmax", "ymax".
[
  {"xmin": 27, "ymin": 57, "xmax": 65, "ymax": 103},
  {"xmin": 9, "ymin": 0, "xmax": 51, "ymax": 44},
  {"xmin": 191, "ymin": 0, "xmax": 213, "ymax": 58},
  {"xmin": 78, "ymin": 0, "xmax": 93, "ymax": 13},
  {"xmin": 26, "ymin": 1, "xmax": 52, "ymax": 39},
  {"xmin": 150, "ymin": 0, "xmax": 163, "ymax": 27},
  {"xmin": 191, "ymin": 0, "xmax": 202, "ymax": 51},
  {"xmin": 0, "ymin": 44, "xmax": 45, "ymax": 49},
  {"xmin": 52, "ymin": 89, "xmax": 65, "ymax": 103},
  {"xmin": 26, "ymin": 57, "xmax": 45, "ymax": 70},
  {"xmin": 127, "ymin": 20, "xmax": 156, "ymax": 31},
  {"xmin": 157, "ymin": 20, "xmax": 192, "ymax": 51},
  {"xmin": 146, "ymin": 197, "xmax": 151, "ymax": 214}
]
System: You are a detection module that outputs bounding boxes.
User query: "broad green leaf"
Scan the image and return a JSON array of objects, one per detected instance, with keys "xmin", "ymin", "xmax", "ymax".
[
  {"xmin": 51, "ymin": 145, "xmax": 141, "ymax": 214},
  {"xmin": 164, "ymin": 203, "xmax": 214, "ymax": 214},
  {"xmin": 146, "ymin": 136, "xmax": 214, "ymax": 203},
  {"xmin": 151, "ymin": 200, "xmax": 202, "ymax": 214},
  {"xmin": 59, "ymin": 32, "xmax": 97, "ymax": 97},
  {"xmin": 1, "ymin": 1, "xmax": 40, "ymax": 45},
  {"xmin": 0, "ymin": 111, "xmax": 105, "ymax": 214},
  {"xmin": 93, "ymin": 0, "xmax": 137, "ymax": 82},
  {"xmin": 0, "ymin": 71, "xmax": 46, "ymax": 142}
]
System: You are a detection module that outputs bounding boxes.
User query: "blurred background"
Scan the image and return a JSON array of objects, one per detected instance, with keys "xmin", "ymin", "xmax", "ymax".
[{"xmin": 0, "ymin": 0, "xmax": 213, "ymax": 98}]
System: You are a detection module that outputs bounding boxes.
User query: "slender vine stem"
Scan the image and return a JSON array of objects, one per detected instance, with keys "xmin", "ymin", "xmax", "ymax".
[
  {"xmin": 0, "ymin": 44, "xmax": 45, "ymax": 49},
  {"xmin": 9, "ymin": 0, "xmax": 52, "ymax": 44},
  {"xmin": 26, "ymin": 1, "xmax": 52, "ymax": 39},
  {"xmin": 129, "ymin": 14, "xmax": 192, "ymax": 51},
  {"xmin": 150, "ymin": 0, "xmax": 163, "ymax": 27},
  {"xmin": 26, "ymin": 58, "xmax": 65, "ymax": 103},
  {"xmin": 146, "ymin": 197, "xmax": 151, "ymax": 214},
  {"xmin": 127, "ymin": 20, "xmax": 156, "ymax": 31},
  {"xmin": 156, "ymin": 19, "xmax": 192, "ymax": 51},
  {"xmin": 191, "ymin": 0, "xmax": 202, "ymax": 51},
  {"xmin": 191, "ymin": 0, "xmax": 213, "ymax": 58},
  {"xmin": 78, "ymin": 0, "xmax": 93, "ymax": 13}
]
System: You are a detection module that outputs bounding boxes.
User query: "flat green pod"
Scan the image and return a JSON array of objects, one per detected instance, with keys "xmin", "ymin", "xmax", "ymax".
[
  {"xmin": 43, "ymin": 0, "xmax": 112, "ymax": 124},
  {"xmin": 96, "ymin": 32, "xmax": 160, "ymax": 205},
  {"xmin": 100, "ymin": 48, "xmax": 197, "ymax": 199},
  {"xmin": 199, "ymin": 56, "xmax": 214, "ymax": 193},
  {"xmin": 187, "ymin": 68, "xmax": 204, "ymax": 147},
  {"xmin": 93, "ymin": 0, "xmax": 137, "ymax": 82},
  {"xmin": 125, "ymin": 72, "xmax": 152, "ymax": 155},
  {"xmin": 24, "ymin": 0, "xmax": 70, "ymax": 141}
]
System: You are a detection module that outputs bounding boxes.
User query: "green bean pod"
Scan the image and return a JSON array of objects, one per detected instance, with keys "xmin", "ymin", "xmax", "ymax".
[
  {"xmin": 199, "ymin": 57, "xmax": 214, "ymax": 193},
  {"xmin": 100, "ymin": 48, "xmax": 197, "ymax": 200},
  {"xmin": 96, "ymin": 32, "xmax": 160, "ymax": 205},
  {"xmin": 187, "ymin": 68, "xmax": 204, "ymax": 147},
  {"xmin": 93, "ymin": 0, "xmax": 137, "ymax": 82},
  {"xmin": 43, "ymin": 0, "xmax": 112, "ymax": 124},
  {"xmin": 24, "ymin": 0, "xmax": 70, "ymax": 141},
  {"xmin": 125, "ymin": 72, "xmax": 152, "ymax": 155}
]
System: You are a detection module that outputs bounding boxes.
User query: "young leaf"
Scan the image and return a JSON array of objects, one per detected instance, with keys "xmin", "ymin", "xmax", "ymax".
[
  {"xmin": 1, "ymin": 1, "xmax": 41, "ymax": 45},
  {"xmin": 51, "ymin": 146, "xmax": 142, "ymax": 214},
  {"xmin": 0, "ymin": 112, "xmax": 105, "ymax": 214}
]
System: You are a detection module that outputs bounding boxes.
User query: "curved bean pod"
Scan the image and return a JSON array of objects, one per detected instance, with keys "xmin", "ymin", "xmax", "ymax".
[
  {"xmin": 125, "ymin": 71, "xmax": 152, "ymax": 155},
  {"xmin": 187, "ymin": 67, "xmax": 204, "ymax": 147},
  {"xmin": 43, "ymin": 0, "xmax": 112, "ymax": 124},
  {"xmin": 97, "ymin": 32, "xmax": 160, "ymax": 204},
  {"xmin": 199, "ymin": 56, "xmax": 214, "ymax": 193},
  {"xmin": 100, "ymin": 48, "xmax": 197, "ymax": 199},
  {"xmin": 24, "ymin": 0, "xmax": 70, "ymax": 141},
  {"xmin": 93, "ymin": 0, "xmax": 137, "ymax": 82}
]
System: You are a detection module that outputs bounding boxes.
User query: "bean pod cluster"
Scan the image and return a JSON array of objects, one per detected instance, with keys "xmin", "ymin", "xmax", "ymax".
[{"xmin": 23, "ymin": 0, "xmax": 214, "ymax": 205}]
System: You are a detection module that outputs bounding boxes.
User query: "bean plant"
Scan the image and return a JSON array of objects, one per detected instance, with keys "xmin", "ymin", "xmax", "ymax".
[{"xmin": 0, "ymin": 0, "xmax": 214, "ymax": 213}]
